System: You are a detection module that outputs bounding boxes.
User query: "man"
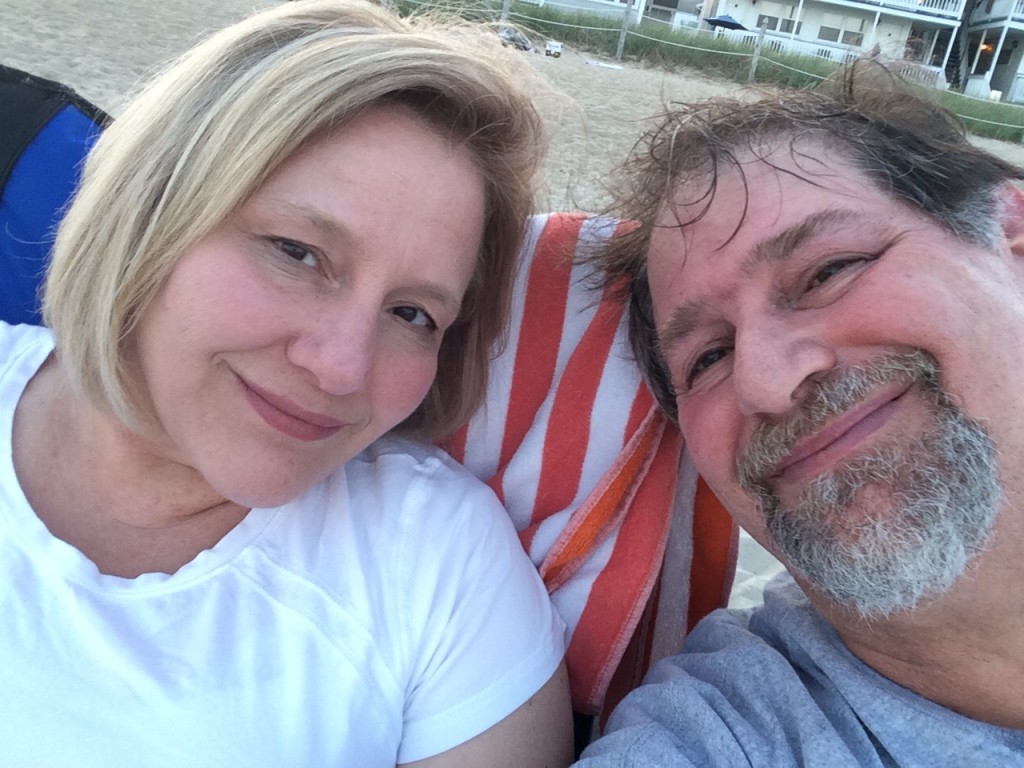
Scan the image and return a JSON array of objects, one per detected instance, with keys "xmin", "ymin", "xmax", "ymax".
[{"xmin": 576, "ymin": 66, "xmax": 1024, "ymax": 765}]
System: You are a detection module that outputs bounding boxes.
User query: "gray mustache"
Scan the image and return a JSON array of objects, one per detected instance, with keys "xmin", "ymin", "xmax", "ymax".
[{"xmin": 736, "ymin": 350, "xmax": 941, "ymax": 492}]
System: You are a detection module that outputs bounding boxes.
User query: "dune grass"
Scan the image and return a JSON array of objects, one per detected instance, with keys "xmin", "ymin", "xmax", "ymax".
[{"xmin": 399, "ymin": 0, "xmax": 1024, "ymax": 143}]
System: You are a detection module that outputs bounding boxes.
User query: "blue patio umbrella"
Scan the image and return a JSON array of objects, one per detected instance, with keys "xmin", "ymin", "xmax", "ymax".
[{"xmin": 705, "ymin": 14, "xmax": 747, "ymax": 30}]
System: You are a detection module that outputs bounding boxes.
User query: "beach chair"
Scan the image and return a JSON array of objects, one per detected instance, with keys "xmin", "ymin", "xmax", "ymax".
[
  {"xmin": 0, "ymin": 67, "xmax": 738, "ymax": 744},
  {"xmin": 444, "ymin": 212, "xmax": 737, "ymax": 740},
  {"xmin": 0, "ymin": 65, "xmax": 107, "ymax": 325}
]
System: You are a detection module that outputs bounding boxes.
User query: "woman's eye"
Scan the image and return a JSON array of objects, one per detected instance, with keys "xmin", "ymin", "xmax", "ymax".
[
  {"xmin": 275, "ymin": 239, "xmax": 318, "ymax": 268},
  {"xmin": 392, "ymin": 305, "xmax": 437, "ymax": 331},
  {"xmin": 687, "ymin": 346, "xmax": 730, "ymax": 387}
]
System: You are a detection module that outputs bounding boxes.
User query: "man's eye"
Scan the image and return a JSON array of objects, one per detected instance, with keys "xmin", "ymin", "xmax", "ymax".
[
  {"xmin": 392, "ymin": 305, "xmax": 437, "ymax": 331},
  {"xmin": 808, "ymin": 257, "xmax": 865, "ymax": 288},
  {"xmin": 687, "ymin": 347, "xmax": 730, "ymax": 387},
  {"xmin": 275, "ymin": 239, "xmax": 318, "ymax": 268}
]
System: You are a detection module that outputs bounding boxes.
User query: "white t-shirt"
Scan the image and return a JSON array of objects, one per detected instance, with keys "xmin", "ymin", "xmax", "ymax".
[{"xmin": 0, "ymin": 322, "xmax": 565, "ymax": 767}]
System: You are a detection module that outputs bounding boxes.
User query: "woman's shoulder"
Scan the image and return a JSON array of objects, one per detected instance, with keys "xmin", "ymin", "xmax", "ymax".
[
  {"xmin": 344, "ymin": 435, "xmax": 504, "ymax": 522},
  {"xmin": 278, "ymin": 435, "xmax": 516, "ymax": 567},
  {"xmin": 0, "ymin": 322, "xmax": 52, "ymax": 363},
  {"xmin": 0, "ymin": 322, "xmax": 54, "ymax": 397},
  {"xmin": 352, "ymin": 434, "xmax": 474, "ymax": 474}
]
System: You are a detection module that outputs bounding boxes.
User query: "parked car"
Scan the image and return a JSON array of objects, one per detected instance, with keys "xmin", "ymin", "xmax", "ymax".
[{"xmin": 496, "ymin": 25, "xmax": 535, "ymax": 52}]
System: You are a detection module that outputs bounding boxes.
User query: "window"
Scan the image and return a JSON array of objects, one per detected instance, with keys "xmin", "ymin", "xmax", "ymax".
[
  {"xmin": 818, "ymin": 13, "xmax": 865, "ymax": 46},
  {"xmin": 819, "ymin": 25, "xmax": 841, "ymax": 42},
  {"xmin": 757, "ymin": 3, "xmax": 798, "ymax": 33}
]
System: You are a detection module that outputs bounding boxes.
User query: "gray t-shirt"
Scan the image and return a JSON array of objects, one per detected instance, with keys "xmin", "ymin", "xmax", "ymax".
[{"xmin": 578, "ymin": 573, "xmax": 1024, "ymax": 767}]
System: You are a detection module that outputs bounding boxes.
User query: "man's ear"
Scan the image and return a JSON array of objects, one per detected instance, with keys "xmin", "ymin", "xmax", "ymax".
[{"xmin": 998, "ymin": 183, "xmax": 1024, "ymax": 259}]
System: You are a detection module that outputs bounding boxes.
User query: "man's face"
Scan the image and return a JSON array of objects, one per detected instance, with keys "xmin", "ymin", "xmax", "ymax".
[{"xmin": 647, "ymin": 145, "xmax": 1024, "ymax": 616}]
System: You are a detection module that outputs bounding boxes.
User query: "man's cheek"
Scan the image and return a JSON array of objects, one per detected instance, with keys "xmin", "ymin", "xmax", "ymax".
[{"xmin": 682, "ymin": 410, "xmax": 732, "ymax": 476}]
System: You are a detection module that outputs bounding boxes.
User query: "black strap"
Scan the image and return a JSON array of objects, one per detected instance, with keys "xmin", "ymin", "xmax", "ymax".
[
  {"xmin": 0, "ymin": 64, "xmax": 110, "ymax": 191},
  {"xmin": 573, "ymin": 711, "xmax": 595, "ymax": 759}
]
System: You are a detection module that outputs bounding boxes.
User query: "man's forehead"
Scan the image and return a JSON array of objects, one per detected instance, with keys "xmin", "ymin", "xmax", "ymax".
[
  {"xmin": 646, "ymin": 155, "xmax": 917, "ymax": 347},
  {"xmin": 648, "ymin": 143, "xmax": 899, "ymax": 265},
  {"xmin": 658, "ymin": 142, "xmax": 865, "ymax": 216}
]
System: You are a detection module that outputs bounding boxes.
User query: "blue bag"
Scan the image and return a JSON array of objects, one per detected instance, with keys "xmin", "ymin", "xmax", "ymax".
[{"xmin": 0, "ymin": 65, "xmax": 108, "ymax": 325}]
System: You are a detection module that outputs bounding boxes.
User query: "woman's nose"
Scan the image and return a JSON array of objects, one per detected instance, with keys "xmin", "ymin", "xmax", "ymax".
[{"xmin": 286, "ymin": 305, "xmax": 377, "ymax": 396}]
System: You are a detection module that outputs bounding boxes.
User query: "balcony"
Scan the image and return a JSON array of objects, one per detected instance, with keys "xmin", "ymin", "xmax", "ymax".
[
  {"xmin": 970, "ymin": 0, "xmax": 1024, "ymax": 23},
  {"xmin": 850, "ymin": 0, "xmax": 964, "ymax": 20}
]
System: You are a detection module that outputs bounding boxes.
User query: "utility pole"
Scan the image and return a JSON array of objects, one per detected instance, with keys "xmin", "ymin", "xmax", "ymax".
[
  {"xmin": 749, "ymin": 20, "xmax": 767, "ymax": 81},
  {"xmin": 616, "ymin": 0, "xmax": 637, "ymax": 61}
]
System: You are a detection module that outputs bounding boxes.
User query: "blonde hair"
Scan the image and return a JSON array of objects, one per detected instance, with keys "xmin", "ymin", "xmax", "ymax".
[{"xmin": 45, "ymin": 0, "xmax": 545, "ymax": 439}]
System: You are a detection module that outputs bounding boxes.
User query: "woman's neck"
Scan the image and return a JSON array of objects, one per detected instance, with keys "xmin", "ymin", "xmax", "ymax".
[{"xmin": 12, "ymin": 355, "xmax": 248, "ymax": 577}]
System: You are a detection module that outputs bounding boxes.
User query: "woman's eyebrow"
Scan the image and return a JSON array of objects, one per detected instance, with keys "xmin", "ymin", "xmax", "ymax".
[
  {"xmin": 256, "ymin": 198, "xmax": 356, "ymax": 243},
  {"xmin": 254, "ymin": 198, "xmax": 464, "ymax": 313}
]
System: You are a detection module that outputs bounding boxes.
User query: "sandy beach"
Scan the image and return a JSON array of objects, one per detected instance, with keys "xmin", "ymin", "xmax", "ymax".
[
  {"xmin": 4, "ymin": 0, "xmax": 1019, "ymax": 606},
  {"xmin": 0, "ymin": 0, "xmax": 739, "ymax": 211},
  {"xmin": 3, "ymin": 0, "xmax": 1021, "ymax": 209}
]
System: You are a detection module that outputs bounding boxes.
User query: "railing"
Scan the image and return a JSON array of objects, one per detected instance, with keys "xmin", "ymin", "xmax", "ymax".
[
  {"xmin": 712, "ymin": 27, "xmax": 944, "ymax": 75},
  {"xmin": 1010, "ymin": 72, "xmax": 1024, "ymax": 103},
  {"xmin": 844, "ymin": 0, "xmax": 964, "ymax": 18},
  {"xmin": 893, "ymin": 60, "xmax": 945, "ymax": 87},
  {"xmin": 762, "ymin": 33, "xmax": 859, "ymax": 62},
  {"xmin": 971, "ymin": 0, "xmax": 1024, "ymax": 22},
  {"xmin": 707, "ymin": 27, "xmax": 873, "ymax": 63}
]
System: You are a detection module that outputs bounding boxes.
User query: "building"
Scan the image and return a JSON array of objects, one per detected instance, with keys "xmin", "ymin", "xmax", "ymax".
[
  {"xmin": 699, "ymin": 0, "xmax": 964, "ymax": 85},
  {"xmin": 962, "ymin": 0, "xmax": 1024, "ymax": 101},
  {"xmin": 521, "ymin": 0, "xmax": 971, "ymax": 91}
]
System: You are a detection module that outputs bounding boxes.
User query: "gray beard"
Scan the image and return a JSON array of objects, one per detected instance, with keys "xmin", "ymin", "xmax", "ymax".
[{"xmin": 737, "ymin": 351, "xmax": 1001, "ymax": 619}]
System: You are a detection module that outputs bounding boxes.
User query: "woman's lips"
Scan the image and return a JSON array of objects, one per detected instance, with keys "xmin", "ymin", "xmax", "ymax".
[
  {"xmin": 772, "ymin": 381, "xmax": 913, "ymax": 486},
  {"xmin": 238, "ymin": 376, "xmax": 345, "ymax": 442}
]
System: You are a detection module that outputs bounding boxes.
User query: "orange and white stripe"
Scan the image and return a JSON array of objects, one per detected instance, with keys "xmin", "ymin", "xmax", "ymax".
[{"xmin": 442, "ymin": 213, "xmax": 737, "ymax": 716}]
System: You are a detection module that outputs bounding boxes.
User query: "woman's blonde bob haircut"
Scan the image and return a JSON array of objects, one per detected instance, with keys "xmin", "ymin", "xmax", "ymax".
[{"xmin": 44, "ymin": 0, "xmax": 545, "ymax": 440}]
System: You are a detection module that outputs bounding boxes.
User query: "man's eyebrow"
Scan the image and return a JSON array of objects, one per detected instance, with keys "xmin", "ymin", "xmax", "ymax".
[
  {"xmin": 656, "ymin": 209, "xmax": 870, "ymax": 356},
  {"xmin": 658, "ymin": 298, "xmax": 711, "ymax": 361},
  {"xmin": 742, "ymin": 208, "xmax": 867, "ymax": 275}
]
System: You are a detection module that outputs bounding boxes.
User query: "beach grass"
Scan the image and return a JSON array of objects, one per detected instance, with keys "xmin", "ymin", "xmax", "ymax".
[{"xmin": 401, "ymin": 0, "xmax": 1024, "ymax": 143}]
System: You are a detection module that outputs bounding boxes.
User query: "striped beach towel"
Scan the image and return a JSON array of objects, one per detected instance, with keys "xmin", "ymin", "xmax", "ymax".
[{"xmin": 442, "ymin": 213, "xmax": 737, "ymax": 716}]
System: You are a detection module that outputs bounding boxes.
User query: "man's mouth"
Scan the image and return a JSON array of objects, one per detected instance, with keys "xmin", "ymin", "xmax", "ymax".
[
  {"xmin": 770, "ymin": 381, "xmax": 913, "ymax": 486},
  {"xmin": 738, "ymin": 350, "xmax": 945, "ymax": 494}
]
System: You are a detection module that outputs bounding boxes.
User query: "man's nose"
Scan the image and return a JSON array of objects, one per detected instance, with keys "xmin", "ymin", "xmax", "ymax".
[
  {"xmin": 286, "ymin": 304, "xmax": 376, "ymax": 396},
  {"xmin": 732, "ymin": 314, "xmax": 834, "ymax": 417}
]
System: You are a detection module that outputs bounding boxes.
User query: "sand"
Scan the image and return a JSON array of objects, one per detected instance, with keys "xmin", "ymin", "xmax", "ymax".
[
  {"xmin": 4, "ymin": 0, "xmax": 1019, "ymax": 605},
  {"xmin": 4, "ymin": 0, "xmax": 1020, "ymax": 208},
  {"xmin": 0, "ymin": 0, "xmax": 733, "ymax": 210}
]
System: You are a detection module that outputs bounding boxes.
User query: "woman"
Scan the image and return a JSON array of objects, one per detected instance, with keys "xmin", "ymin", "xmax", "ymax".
[{"xmin": 0, "ymin": 1, "xmax": 570, "ymax": 765}]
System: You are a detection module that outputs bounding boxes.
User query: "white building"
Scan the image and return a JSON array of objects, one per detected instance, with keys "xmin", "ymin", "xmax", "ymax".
[
  {"xmin": 963, "ymin": 0, "xmax": 1024, "ymax": 102},
  {"xmin": 524, "ymin": 0, "xmax": 966, "ymax": 89},
  {"xmin": 699, "ymin": 0, "xmax": 963, "ymax": 84}
]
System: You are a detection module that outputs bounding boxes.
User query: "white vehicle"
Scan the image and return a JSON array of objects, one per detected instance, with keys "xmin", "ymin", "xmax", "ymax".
[{"xmin": 544, "ymin": 40, "xmax": 562, "ymax": 57}]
